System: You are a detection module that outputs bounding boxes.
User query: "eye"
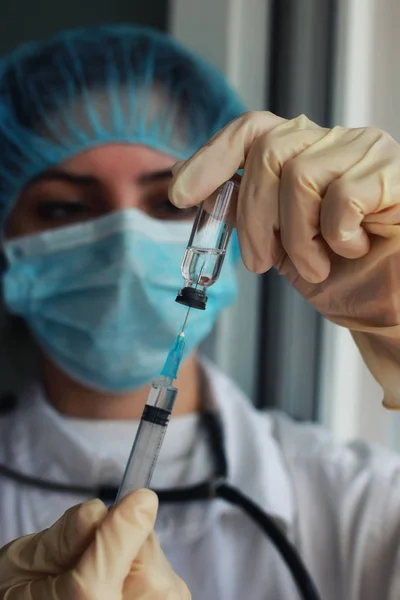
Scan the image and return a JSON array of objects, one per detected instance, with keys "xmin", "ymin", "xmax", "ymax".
[
  {"xmin": 36, "ymin": 200, "xmax": 93, "ymax": 222},
  {"xmin": 150, "ymin": 197, "xmax": 197, "ymax": 221}
]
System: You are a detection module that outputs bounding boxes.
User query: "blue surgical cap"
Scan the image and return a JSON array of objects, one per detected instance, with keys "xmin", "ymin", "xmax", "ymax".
[{"xmin": 0, "ymin": 24, "xmax": 246, "ymax": 225}]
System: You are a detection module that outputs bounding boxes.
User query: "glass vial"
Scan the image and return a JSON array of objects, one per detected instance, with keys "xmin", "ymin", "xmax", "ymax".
[{"xmin": 176, "ymin": 180, "xmax": 238, "ymax": 310}]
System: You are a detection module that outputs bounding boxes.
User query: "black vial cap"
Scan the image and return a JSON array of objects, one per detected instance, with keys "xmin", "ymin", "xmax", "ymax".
[{"xmin": 175, "ymin": 287, "xmax": 207, "ymax": 310}]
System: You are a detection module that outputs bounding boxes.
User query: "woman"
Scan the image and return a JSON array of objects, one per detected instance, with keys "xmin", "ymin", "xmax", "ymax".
[{"xmin": 1, "ymin": 24, "xmax": 400, "ymax": 600}]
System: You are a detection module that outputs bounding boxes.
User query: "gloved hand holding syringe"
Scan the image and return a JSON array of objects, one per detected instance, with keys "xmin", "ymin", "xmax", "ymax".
[{"xmin": 116, "ymin": 180, "xmax": 237, "ymax": 500}]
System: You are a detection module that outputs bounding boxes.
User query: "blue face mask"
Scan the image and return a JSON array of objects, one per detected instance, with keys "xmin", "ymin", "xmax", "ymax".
[{"xmin": 2, "ymin": 209, "xmax": 237, "ymax": 393}]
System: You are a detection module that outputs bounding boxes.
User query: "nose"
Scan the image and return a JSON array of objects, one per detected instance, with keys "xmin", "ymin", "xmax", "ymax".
[{"xmin": 104, "ymin": 181, "xmax": 142, "ymax": 212}]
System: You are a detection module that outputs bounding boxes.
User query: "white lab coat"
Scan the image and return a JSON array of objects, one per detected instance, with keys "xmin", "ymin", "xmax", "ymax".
[{"xmin": 0, "ymin": 359, "xmax": 399, "ymax": 600}]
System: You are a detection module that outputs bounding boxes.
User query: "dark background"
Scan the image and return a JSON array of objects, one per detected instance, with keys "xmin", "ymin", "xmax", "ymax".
[{"xmin": 0, "ymin": 0, "xmax": 168, "ymax": 54}]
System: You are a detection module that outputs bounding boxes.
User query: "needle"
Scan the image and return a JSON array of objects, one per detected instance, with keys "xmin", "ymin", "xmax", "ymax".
[{"xmin": 180, "ymin": 306, "xmax": 191, "ymax": 334}]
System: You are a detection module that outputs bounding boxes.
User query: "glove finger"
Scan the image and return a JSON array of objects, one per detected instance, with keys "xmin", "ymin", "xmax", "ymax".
[
  {"xmin": 320, "ymin": 175, "xmax": 370, "ymax": 259},
  {"xmin": 278, "ymin": 127, "xmax": 361, "ymax": 282},
  {"xmin": 237, "ymin": 119, "xmax": 325, "ymax": 273},
  {"xmin": 43, "ymin": 499, "xmax": 107, "ymax": 571},
  {"xmin": 0, "ymin": 565, "xmax": 88, "ymax": 600},
  {"xmin": 71, "ymin": 490, "xmax": 158, "ymax": 600},
  {"xmin": 4, "ymin": 573, "xmax": 76, "ymax": 600},
  {"xmin": 169, "ymin": 111, "xmax": 286, "ymax": 209},
  {"xmin": 0, "ymin": 499, "xmax": 106, "ymax": 589},
  {"xmin": 123, "ymin": 532, "xmax": 191, "ymax": 599},
  {"xmin": 321, "ymin": 128, "xmax": 400, "ymax": 257},
  {"xmin": 171, "ymin": 161, "xmax": 186, "ymax": 176}
]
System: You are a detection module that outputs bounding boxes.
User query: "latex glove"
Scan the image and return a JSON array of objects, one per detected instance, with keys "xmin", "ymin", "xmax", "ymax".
[
  {"xmin": 169, "ymin": 111, "xmax": 400, "ymax": 409},
  {"xmin": 0, "ymin": 489, "xmax": 190, "ymax": 599}
]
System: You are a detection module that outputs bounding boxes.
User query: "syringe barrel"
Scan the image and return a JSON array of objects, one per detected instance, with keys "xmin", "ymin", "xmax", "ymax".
[
  {"xmin": 116, "ymin": 380, "xmax": 177, "ymax": 501},
  {"xmin": 176, "ymin": 180, "xmax": 238, "ymax": 310},
  {"xmin": 116, "ymin": 406, "xmax": 171, "ymax": 501}
]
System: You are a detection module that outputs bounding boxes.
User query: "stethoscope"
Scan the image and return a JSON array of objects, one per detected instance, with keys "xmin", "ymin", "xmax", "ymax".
[{"xmin": 0, "ymin": 398, "xmax": 322, "ymax": 600}]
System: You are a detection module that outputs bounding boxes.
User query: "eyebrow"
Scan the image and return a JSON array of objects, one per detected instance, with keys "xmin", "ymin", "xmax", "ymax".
[
  {"xmin": 28, "ymin": 168, "xmax": 173, "ymax": 187},
  {"xmin": 28, "ymin": 169, "xmax": 95, "ymax": 186},
  {"xmin": 137, "ymin": 169, "xmax": 173, "ymax": 184}
]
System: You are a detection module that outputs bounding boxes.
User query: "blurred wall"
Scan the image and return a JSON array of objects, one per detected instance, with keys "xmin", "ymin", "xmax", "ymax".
[{"xmin": 369, "ymin": 0, "xmax": 400, "ymax": 140}]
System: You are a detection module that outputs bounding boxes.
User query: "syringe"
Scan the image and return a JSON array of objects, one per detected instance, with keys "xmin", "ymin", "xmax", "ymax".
[
  {"xmin": 116, "ymin": 180, "xmax": 237, "ymax": 501},
  {"xmin": 116, "ymin": 316, "xmax": 188, "ymax": 501}
]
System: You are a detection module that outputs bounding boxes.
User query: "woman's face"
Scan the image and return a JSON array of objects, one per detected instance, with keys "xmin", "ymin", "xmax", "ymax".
[{"xmin": 6, "ymin": 143, "xmax": 196, "ymax": 238}]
